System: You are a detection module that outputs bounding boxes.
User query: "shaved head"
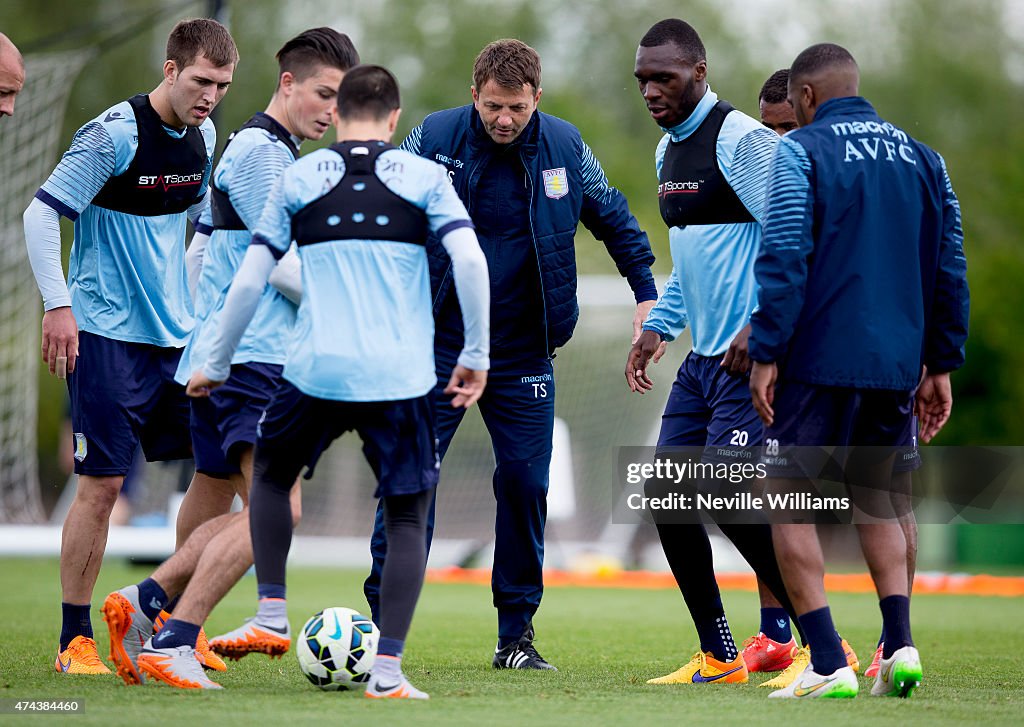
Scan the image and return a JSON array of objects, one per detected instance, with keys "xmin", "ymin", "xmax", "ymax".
[
  {"xmin": 0, "ymin": 33, "xmax": 22, "ymax": 66},
  {"xmin": 787, "ymin": 43, "xmax": 859, "ymax": 126},
  {"xmin": 790, "ymin": 43, "xmax": 859, "ymax": 94},
  {"xmin": 0, "ymin": 33, "xmax": 25, "ymax": 119}
]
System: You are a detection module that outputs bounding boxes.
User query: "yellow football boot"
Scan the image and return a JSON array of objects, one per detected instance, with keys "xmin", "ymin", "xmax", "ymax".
[{"xmin": 647, "ymin": 651, "xmax": 748, "ymax": 684}]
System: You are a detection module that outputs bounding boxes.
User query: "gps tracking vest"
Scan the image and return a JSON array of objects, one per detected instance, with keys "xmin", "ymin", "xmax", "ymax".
[
  {"xmin": 291, "ymin": 141, "xmax": 429, "ymax": 246},
  {"xmin": 658, "ymin": 101, "xmax": 755, "ymax": 227},
  {"xmin": 90, "ymin": 94, "xmax": 207, "ymax": 216},
  {"xmin": 211, "ymin": 113, "xmax": 300, "ymax": 231}
]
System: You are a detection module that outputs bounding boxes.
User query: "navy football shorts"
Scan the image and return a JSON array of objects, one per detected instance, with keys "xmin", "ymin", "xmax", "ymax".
[
  {"xmin": 190, "ymin": 362, "xmax": 284, "ymax": 478},
  {"xmin": 255, "ymin": 380, "xmax": 439, "ymax": 498},
  {"xmin": 657, "ymin": 352, "xmax": 763, "ymax": 462},
  {"xmin": 894, "ymin": 416, "xmax": 921, "ymax": 474},
  {"xmin": 67, "ymin": 331, "xmax": 191, "ymax": 476},
  {"xmin": 761, "ymin": 380, "xmax": 916, "ymax": 479}
]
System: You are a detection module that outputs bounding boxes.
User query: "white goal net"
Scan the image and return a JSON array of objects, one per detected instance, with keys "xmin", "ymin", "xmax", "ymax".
[{"xmin": 0, "ymin": 49, "xmax": 95, "ymax": 524}]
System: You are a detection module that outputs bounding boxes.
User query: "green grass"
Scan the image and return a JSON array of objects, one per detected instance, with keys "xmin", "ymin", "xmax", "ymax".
[{"xmin": 2, "ymin": 557, "xmax": 1022, "ymax": 726}]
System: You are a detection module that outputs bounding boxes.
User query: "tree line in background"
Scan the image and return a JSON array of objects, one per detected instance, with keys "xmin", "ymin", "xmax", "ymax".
[{"xmin": 2, "ymin": 0, "xmax": 1021, "ymax": 487}]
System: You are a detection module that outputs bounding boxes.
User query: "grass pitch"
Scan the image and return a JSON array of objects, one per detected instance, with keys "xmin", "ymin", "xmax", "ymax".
[{"xmin": 1, "ymin": 557, "xmax": 1022, "ymax": 726}]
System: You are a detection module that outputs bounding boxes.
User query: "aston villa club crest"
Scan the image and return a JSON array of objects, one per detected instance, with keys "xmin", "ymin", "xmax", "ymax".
[
  {"xmin": 74, "ymin": 433, "xmax": 88, "ymax": 462},
  {"xmin": 542, "ymin": 167, "xmax": 568, "ymax": 199}
]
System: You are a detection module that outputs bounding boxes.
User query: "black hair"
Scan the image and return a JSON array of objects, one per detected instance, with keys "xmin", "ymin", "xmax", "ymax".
[
  {"xmin": 790, "ymin": 43, "xmax": 857, "ymax": 83},
  {"xmin": 759, "ymin": 69, "xmax": 790, "ymax": 104},
  {"xmin": 276, "ymin": 27, "xmax": 359, "ymax": 82},
  {"xmin": 336, "ymin": 64, "xmax": 400, "ymax": 121},
  {"xmin": 639, "ymin": 19, "xmax": 705, "ymax": 63}
]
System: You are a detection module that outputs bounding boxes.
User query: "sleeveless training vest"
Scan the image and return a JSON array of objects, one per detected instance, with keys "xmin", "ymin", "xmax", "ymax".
[
  {"xmin": 291, "ymin": 141, "xmax": 428, "ymax": 247},
  {"xmin": 658, "ymin": 101, "xmax": 755, "ymax": 227},
  {"xmin": 210, "ymin": 113, "xmax": 299, "ymax": 231},
  {"xmin": 91, "ymin": 94, "xmax": 207, "ymax": 217}
]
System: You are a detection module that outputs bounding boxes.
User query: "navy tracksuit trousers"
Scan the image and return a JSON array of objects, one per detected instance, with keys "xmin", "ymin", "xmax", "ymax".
[{"xmin": 364, "ymin": 347, "xmax": 554, "ymax": 644}]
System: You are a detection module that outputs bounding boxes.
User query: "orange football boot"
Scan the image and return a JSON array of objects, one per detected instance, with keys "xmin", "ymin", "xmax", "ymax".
[
  {"xmin": 55, "ymin": 636, "xmax": 112, "ymax": 675},
  {"xmin": 209, "ymin": 618, "xmax": 291, "ymax": 660},
  {"xmin": 137, "ymin": 642, "xmax": 222, "ymax": 689}
]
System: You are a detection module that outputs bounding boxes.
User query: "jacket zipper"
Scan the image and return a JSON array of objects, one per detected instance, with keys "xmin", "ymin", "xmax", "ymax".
[{"xmin": 520, "ymin": 158, "xmax": 550, "ymax": 356}]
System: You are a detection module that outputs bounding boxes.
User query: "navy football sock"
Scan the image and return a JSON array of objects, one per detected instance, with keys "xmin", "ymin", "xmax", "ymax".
[
  {"xmin": 257, "ymin": 583, "xmax": 286, "ymax": 601},
  {"xmin": 654, "ymin": 521, "xmax": 736, "ymax": 661},
  {"xmin": 164, "ymin": 594, "xmax": 180, "ymax": 614},
  {"xmin": 879, "ymin": 595, "xmax": 912, "ymax": 658},
  {"xmin": 797, "ymin": 607, "xmax": 846, "ymax": 675},
  {"xmin": 760, "ymin": 607, "xmax": 792, "ymax": 643},
  {"xmin": 717, "ymin": 523, "xmax": 807, "ymax": 646},
  {"xmin": 378, "ymin": 637, "xmax": 404, "ymax": 658},
  {"xmin": 150, "ymin": 618, "xmax": 200, "ymax": 650},
  {"xmin": 60, "ymin": 602, "xmax": 92, "ymax": 651},
  {"xmin": 137, "ymin": 578, "xmax": 168, "ymax": 622},
  {"xmin": 695, "ymin": 614, "xmax": 739, "ymax": 663}
]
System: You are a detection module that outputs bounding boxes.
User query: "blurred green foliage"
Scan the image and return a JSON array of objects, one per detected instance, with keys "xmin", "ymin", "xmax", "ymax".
[{"xmin": 2, "ymin": 0, "xmax": 1022, "ymax": 483}]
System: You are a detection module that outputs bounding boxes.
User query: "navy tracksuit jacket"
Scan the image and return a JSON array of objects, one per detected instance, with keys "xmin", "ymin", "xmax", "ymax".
[
  {"xmin": 364, "ymin": 105, "xmax": 656, "ymax": 641},
  {"xmin": 749, "ymin": 96, "xmax": 969, "ymax": 386}
]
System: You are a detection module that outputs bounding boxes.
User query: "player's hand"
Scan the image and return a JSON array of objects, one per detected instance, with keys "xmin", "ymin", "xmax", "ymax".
[
  {"xmin": 750, "ymin": 361, "xmax": 777, "ymax": 426},
  {"xmin": 41, "ymin": 306, "xmax": 78, "ymax": 378},
  {"xmin": 186, "ymin": 370, "xmax": 224, "ymax": 398},
  {"xmin": 721, "ymin": 324, "xmax": 752, "ymax": 375},
  {"xmin": 444, "ymin": 364, "xmax": 487, "ymax": 408},
  {"xmin": 915, "ymin": 371, "xmax": 952, "ymax": 443},
  {"xmin": 632, "ymin": 301, "xmax": 667, "ymax": 363},
  {"xmin": 626, "ymin": 329, "xmax": 662, "ymax": 394}
]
